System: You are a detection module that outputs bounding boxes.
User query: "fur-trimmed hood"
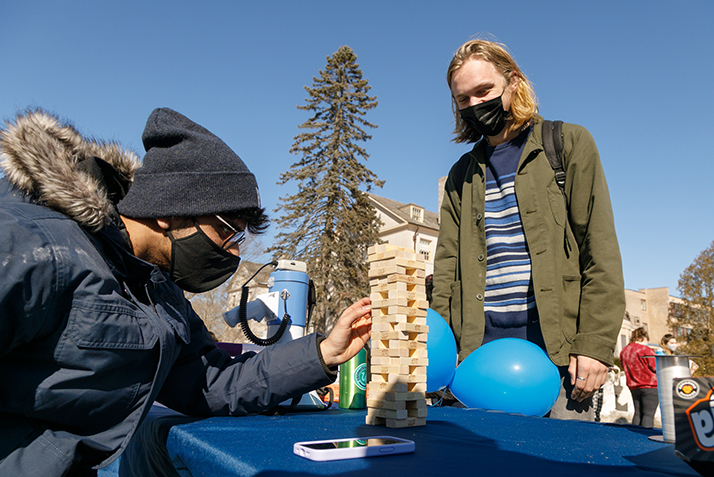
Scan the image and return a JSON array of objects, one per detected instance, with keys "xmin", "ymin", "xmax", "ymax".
[{"xmin": 0, "ymin": 110, "xmax": 139, "ymax": 231}]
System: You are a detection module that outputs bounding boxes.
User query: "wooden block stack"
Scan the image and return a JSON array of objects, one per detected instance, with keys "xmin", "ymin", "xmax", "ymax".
[{"xmin": 365, "ymin": 244, "xmax": 429, "ymax": 428}]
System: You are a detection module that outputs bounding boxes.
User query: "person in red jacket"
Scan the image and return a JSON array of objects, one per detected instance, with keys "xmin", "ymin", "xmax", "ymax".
[{"xmin": 620, "ymin": 327, "xmax": 658, "ymax": 427}]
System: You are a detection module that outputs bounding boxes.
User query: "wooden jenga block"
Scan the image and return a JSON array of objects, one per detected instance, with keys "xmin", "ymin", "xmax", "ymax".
[
  {"xmin": 370, "ymin": 347, "xmax": 411, "ymax": 358},
  {"xmin": 371, "ymin": 322, "xmax": 394, "ymax": 332},
  {"xmin": 370, "ymin": 356, "xmax": 396, "ymax": 365},
  {"xmin": 371, "ymin": 330, "xmax": 407, "ymax": 341},
  {"xmin": 368, "ymin": 244, "xmax": 418, "ymax": 256},
  {"xmin": 372, "ymin": 315, "xmax": 426, "ymax": 326},
  {"xmin": 402, "ymin": 356, "xmax": 429, "ymax": 366},
  {"xmin": 368, "ymin": 381, "xmax": 409, "ymax": 393},
  {"xmin": 374, "ymin": 306, "xmax": 427, "ymax": 318},
  {"xmin": 370, "ymin": 365, "xmax": 410, "ymax": 375},
  {"xmin": 371, "ymin": 314, "xmax": 409, "ymax": 324},
  {"xmin": 368, "ymin": 264, "xmax": 406, "ymax": 279},
  {"xmin": 370, "ymin": 330, "xmax": 427, "ymax": 343},
  {"xmin": 368, "ymin": 248, "xmax": 418, "ymax": 262},
  {"xmin": 367, "ymin": 408, "xmax": 408, "ymax": 420},
  {"xmin": 371, "ymin": 373, "xmax": 427, "ymax": 384},
  {"xmin": 367, "ymin": 390, "xmax": 425, "ymax": 402},
  {"xmin": 371, "ymin": 281, "xmax": 426, "ymax": 294},
  {"xmin": 394, "ymin": 322, "xmax": 429, "ymax": 333},
  {"xmin": 370, "ymin": 356, "xmax": 428, "ymax": 367},
  {"xmin": 371, "ymin": 339, "xmax": 427, "ymax": 350},
  {"xmin": 387, "ymin": 289, "xmax": 427, "ymax": 300},
  {"xmin": 370, "ymin": 274, "xmax": 423, "ymax": 287},
  {"xmin": 367, "ymin": 407, "xmax": 427, "ymax": 420},
  {"xmin": 371, "ymin": 365, "xmax": 426, "ymax": 376},
  {"xmin": 371, "ymin": 297, "xmax": 429, "ymax": 310},
  {"xmin": 367, "ymin": 244, "xmax": 398, "ymax": 255},
  {"xmin": 372, "ymin": 321, "xmax": 429, "ymax": 333},
  {"xmin": 385, "ymin": 417, "xmax": 426, "ymax": 428},
  {"xmin": 388, "ymin": 338, "xmax": 427, "ymax": 348},
  {"xmin": 367, "ymin": 399, "xmax": 407, "ymax": 410},
  {"xmin": 370, "ymin": 292, "xmax": 427, "ymax": 305},
  {"xmin": 369, "ymin": 257, "xmax": 425, "ymax": 271}
]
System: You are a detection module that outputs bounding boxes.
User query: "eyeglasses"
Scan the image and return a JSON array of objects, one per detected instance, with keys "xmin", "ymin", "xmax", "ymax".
[{"xmin": 215, "ymin": 214, "xmax": 246, "ymax": 250}]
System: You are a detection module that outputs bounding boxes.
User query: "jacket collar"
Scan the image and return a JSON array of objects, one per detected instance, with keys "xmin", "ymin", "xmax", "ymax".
[
  {"xmin": 522, "ymin": 115, "xmax": 545, "ymax": 158},
  {"xmin": 0, "ymin": 109, "xmax": 139, "ymax": 232}
]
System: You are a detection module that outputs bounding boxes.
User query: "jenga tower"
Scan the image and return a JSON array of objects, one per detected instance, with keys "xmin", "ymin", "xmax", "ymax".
[{"xmin": 365, "ymin": 244, "xmax": 428, "ymax": 428}]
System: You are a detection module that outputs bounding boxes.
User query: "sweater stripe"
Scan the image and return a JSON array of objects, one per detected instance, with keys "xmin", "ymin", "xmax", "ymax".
[{"xmin": 482, "ymin": 130, "xmax": 536, "ymax": 333}]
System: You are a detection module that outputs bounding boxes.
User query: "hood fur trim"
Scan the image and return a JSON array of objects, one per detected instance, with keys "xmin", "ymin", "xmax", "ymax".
[{"xmin": 0, "ymin": 109, "xmax": 139, "ymax": 231}]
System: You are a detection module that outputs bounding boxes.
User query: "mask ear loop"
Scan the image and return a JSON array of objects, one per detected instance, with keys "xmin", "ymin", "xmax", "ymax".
[
  {"xmin": 165, "ymin": 230, "xmax": 178, "ymax": 278},
  {"xmin": 164, "ymin": 219, "xmax": 198, "ymax": 278}
]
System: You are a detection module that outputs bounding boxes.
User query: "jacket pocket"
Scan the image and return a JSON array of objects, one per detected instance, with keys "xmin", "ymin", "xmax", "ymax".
[
  {"xmin": 449, "ymin": 281, "xmax": 462, "ymax": 341},
  {"xmin": 561, "ymin": 274, "xmax": 581, "ymax": 344},
  {"xmin": 34, "ymin": 297, "xmax": 160, "ymax": 430},
  {"xmin": 65, "ymin": 298, "xmax": 158, "ymax": 350}
]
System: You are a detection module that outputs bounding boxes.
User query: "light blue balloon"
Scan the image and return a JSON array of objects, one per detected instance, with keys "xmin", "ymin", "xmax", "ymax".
[
  {"xmin": 425, "ymin": 309, "xmax": 458, "ymax": 392},
  {"xmin": 449, "ymin": 338, "xmax": 560, "ymax": 417}
]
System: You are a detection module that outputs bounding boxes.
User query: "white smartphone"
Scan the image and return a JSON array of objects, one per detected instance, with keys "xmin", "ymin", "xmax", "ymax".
[{"xmin": 293, "ymin": 436, "xmax": 415, "ymax": 461}]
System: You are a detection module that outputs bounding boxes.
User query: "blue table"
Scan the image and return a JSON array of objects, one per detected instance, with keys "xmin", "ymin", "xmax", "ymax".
[{"xmin": 163, "ymin": 407, "xmax": 699, "ymax": 476}]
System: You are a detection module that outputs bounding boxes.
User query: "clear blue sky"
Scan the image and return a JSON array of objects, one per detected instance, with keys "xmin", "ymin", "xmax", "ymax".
[{"xmin": 2, "ymin": 1, "xmax": 712, "ymax": 297}]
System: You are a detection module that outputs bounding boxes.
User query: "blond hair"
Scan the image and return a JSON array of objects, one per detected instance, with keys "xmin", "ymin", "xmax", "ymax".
[{"xmin": 447, "ymin": 39, "xmax": 538, "ymax": 143}]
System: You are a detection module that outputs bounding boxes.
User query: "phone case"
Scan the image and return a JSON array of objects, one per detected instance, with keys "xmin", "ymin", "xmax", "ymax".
[{"xmin": 293, "ymin": 436, "xmax": 415, "ymax": 461}]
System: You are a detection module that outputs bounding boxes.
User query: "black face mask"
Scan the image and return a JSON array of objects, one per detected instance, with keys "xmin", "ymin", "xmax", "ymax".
[
  {"xmin": 167, "ymin": 225, "xmax": 241, "ymax": 293},
  {"xmin": 459, "ymin": 93, "xmax": 508, "ymax": 137}
]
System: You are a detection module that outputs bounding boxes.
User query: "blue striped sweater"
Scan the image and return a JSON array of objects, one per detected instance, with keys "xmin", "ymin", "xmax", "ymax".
[{"xmin": 481, "ymin": 126, "xmax": 544, "ymax": 348}]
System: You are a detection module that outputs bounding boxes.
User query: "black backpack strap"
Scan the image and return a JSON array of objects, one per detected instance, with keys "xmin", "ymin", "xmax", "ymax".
[
  {"xmin": 541, "ymin": 120, "xmax": 572, "ymax": 256},
  {"xmin": 541, "ymin": 120, "xmax": 566, "ymax": 196},
  {"xmin": 452, "ymin": 153, "xmax": 471, "ymax": 201}
]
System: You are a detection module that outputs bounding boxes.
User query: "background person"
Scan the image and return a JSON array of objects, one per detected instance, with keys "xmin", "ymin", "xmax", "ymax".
[
  {"xmin": 0, "ymin": 108, "xmax": 372, "ymax": 476},
  {"xmin": 432, "ymin": 39, "xmax": 625, "ymax": 420},
  {"xmin": 656, "ymin": 333, "xmax": 699, "ymax": 375},
  {"xmin": 620, "ymin": 327, "xmax": 658, "ymax": 427},
  {"xmin": 657, "ymin": 334, "xmax": 677, "ymax": 355}
]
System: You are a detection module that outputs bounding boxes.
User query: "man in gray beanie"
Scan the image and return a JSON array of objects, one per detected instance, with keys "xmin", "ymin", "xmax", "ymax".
[
  {"xmin": 117, "ymin": 107, "xmax": 270, "ymax": 294},
  {"xmin": 0, "ymin": 108, "xmax": 372, "ymax": 476}
]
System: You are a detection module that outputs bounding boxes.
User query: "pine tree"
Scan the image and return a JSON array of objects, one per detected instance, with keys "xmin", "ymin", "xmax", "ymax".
[
  {"xmin": 269, "ymin": 45, "xmax": 383, "ymax": 334},
  {"xmin": 668, "ymin": 240, "xmax": 714, "ymax": 374}
]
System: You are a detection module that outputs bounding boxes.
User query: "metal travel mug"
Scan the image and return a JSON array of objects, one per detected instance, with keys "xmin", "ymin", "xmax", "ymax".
[
  {"xmin": 339, "ymin": 347, "xmax": 367, "ymax": 409},
  {"xmin": 654, "ymin": 354, "xmax": 691, "ymax": 443}
]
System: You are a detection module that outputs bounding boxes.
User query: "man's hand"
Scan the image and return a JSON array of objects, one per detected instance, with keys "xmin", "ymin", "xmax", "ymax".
[
  {"xmin": 319, "ymin": 298, "xmax": 372, "ymax": 367},
  {"xmin": 568, "ymin": 354, "xmax": 608, "ymax": 402}
]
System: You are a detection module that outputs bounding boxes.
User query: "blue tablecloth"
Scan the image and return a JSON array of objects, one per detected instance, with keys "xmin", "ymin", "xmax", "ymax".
[{"xmin": 163, "ymin": 407, "xmax": 698, "ymax": 476}]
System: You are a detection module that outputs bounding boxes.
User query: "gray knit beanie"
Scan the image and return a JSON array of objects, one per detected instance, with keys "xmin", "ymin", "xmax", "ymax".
[{"xmin": 117, "ymin": 108, "xmax": 260, "ymax": 218}]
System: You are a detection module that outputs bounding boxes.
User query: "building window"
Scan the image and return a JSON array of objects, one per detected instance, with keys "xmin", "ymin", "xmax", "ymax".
[
  {"xmin": 675, "ymin": 327, "xmax": 691, "ymax": 341},
  {"xmin": 411, "ymin": 206, "xmax": 423, "ymax": 222},
  {"xmin": 419, "ymin": 238, "xmax": 431, "ymax": 261},
  {"xmin": 641, "ymin": 299, "xmax": 647, "ymax": 311}
]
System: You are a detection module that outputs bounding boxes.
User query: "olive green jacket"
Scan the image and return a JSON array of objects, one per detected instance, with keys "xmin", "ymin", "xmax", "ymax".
[{"xmin": 432, "ymin": 118, "xmax": 625, "ymax": 367}]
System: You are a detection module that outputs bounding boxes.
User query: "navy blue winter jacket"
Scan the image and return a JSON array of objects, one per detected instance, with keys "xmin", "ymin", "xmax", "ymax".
[{"xmin": 0, "ymin": 111, "xmax": 334, "ymax": 475}]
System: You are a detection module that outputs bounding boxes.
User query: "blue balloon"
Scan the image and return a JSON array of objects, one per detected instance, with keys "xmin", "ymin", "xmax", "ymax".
[
  {"xmin": 449, "ymin": 338, "xmax": 560, "ymax": 417},
  {"xmin": 425, "ymin": 309, "xmax": 458, "ymax": 392}
]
